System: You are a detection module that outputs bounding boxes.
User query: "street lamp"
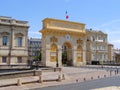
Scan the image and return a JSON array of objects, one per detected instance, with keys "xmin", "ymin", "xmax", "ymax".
[
  {"xmin": 56, "ymin": 49, "xmax": 59, "ymax": 67},
  {"xmin": 35, "ymin": 48, "xmax": 41, "ymax": 70}
]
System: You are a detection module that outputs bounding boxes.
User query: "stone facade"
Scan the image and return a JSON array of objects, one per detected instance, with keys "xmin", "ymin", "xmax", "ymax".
[
  {"xmin": 108, "ymin": 44, "xmax": 114, "ymax": 63},
  {"xmin": 114, "ymin": 48, "xmax": 120, "ymax": 64},
  {"xmin": 40, "ymin": 18, "xmax": 86, "ymax": 67},
  {"xmin": 0, "ymin": 16, "xmax": 29, "ymax": 67},
  {"xmin": 0, "ymin": 16, "xmax": 115, "ymax": 68},
  {"xmin": 86, "ymin": 29, "xmax": 108, "ymax": 64},
  {"xmin": 28, "ymin": 38, "xmax": 42, "ymax": 64}
]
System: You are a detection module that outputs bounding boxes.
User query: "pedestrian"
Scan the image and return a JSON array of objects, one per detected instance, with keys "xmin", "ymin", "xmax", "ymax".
[
  {"xmin": 76, "ymin": 79, "xmax": 78, "ymax": 82},
  {"xmin": 110, "ymin": 70, "xmax": 112, "ymax": 76},
  {"xmin": 115, "ymin": 70, "xmax": 116, "ymax": 75},
  {"xmin": 117, "ymin": 69, "xmax": 119, "ymax": 74}
]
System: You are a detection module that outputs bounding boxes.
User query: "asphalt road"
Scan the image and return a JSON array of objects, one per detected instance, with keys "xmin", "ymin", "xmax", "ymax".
[{"xmin": 32, "ymin": 76, "xmax": 120, "ymax": 90}]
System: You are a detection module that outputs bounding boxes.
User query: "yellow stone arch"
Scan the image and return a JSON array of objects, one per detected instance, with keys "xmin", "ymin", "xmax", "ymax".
[
  {"xmin": 64, "ymin": 42, "xmax": 72, "ymax": 49},
  {"xmin": 40, "ymin": 18, "xmax": 86, "ymax": 67}
]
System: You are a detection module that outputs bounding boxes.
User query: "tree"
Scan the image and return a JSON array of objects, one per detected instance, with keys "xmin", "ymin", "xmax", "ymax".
[
  {"xmin": 32, "ymin": 50, "xmax": 42, "ymax": 69},
  {"xmin": 34, "ymin": 50, "xmax": 41, "ymax": 62},
  {"xmin": 62, "ymin": 51, "xmax": 67, "ymax": 64}
]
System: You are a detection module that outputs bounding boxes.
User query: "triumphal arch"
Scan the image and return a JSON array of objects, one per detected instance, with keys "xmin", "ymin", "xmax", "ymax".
[{"xmin": 40, "ymin": 18, "xmax": 86, "ymax": 67}]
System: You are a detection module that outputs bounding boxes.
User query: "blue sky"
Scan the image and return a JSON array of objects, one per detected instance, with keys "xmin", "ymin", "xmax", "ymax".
[{"xmin": 0, "ymin": 0, "xmax": 120, "ymax": 48}]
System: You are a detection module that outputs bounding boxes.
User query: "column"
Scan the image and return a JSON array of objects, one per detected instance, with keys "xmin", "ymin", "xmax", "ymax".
[
  {"xmin": 58, "ymin": 48, "xmax": 62, "ymax": 67},
  {"xmin": 72, "ymin": 48, "xmax": 77, "ymax": 66},
  {"xmin": 82, "ymin": 39, "xmax": 86, "ymax": 65},
  {"xmin": 45, "ymin": 47, "xmax": 50, "ymax": 66}
]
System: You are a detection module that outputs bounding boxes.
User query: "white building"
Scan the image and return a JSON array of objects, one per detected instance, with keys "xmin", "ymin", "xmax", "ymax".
[
  {"xmin": 86, "ymin": 29, "xmax": 108, "ymax": 64},
  {"xmin": 0, "ymin": 16, "xmax": 29, "ymax": 68}
]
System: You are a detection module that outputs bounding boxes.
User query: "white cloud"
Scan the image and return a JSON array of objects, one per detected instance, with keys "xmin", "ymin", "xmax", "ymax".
[
  {"xmin": 28, "ymin": 31, "xmax": 42, "ymax": 38},
  {"xmin": 110, "ymin": 40, "xmax": 120, "ymax": 48},
  {"xmin": 99, "ymin": 19, "xmax": 120, "ymax": 48},
  {"xmin": 112, "ymin": 40, "xmax": 120, "ymax": 43},
  {"xmin": 99, "ymin": 19, "xmax": 120, "ymax": 33},
  {"xmin": 100, "ymin": 19, "xmax": 120, "ymax": 28},
  {"xmin": 28, "ymin": 31, "xmax": 40, "ymax": 34}
]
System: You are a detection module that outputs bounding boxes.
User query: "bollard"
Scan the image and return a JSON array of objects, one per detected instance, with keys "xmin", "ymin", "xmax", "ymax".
[
  {"xmin": 17, "ymin": 78, "xmax": 22, "ymax": 86},
  {"xmin": 91, "ymin": 77, "xmax": 93, "ymax": 80},
  {"xmin": 83, "ymin": 78, "xmax": 86, "ymax": 81},
  {"xmin": 76, "ymin": 79, "xmax": 78, "ymax": 82},
  {"xmin": 104, "ymin": 75, "xmax": 106, "ymax": 77},
  {"xmin": 58, "ymin": 75, "xmax": 62, "ymax": 81},
  {"xmin": 117, "ymin": 69, "xmax": 118, "ymax": 74},
  {"xmin": 38, "ymin": 75, "xmax": 43, "ymax": 83},
  {"xmin": 98, "ymin": 76, "xmax": 100, "ymax": 78},
  {"xmin": 115, "ymin": 70, "xmax": 117, "ymax": 75},
  {"xmin": 62, "ymin": 74, "xmax": 65, "ymax": 80}
]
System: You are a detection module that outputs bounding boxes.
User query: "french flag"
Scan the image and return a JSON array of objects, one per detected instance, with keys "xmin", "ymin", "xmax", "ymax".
[{"xmin": 66, "ymin": 11, "xmax": 69, "ymax": 19}]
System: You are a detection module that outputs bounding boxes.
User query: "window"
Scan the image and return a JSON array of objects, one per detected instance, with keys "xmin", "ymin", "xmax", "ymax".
[
  {"xmin": 17, "ymin": 37, "xmax": 22, "ymax": 47},
  {"xmin": 104, "ymin": 54, "xmax": 106, "ymax": 59},
  {"xmin": 98, "ymin": 36, "xmax": 102, "ymax": 40},
  {"xmin": 92, "ymin": 36, "xmax": 95, "ymax": 41},
  {"xmin": 2, "ymin": 57, "xmax": 6, "ymax": 63},
  {"xmin": 103, "ymin": 38, "xmax": 106, "ymax": 42},
  {"xmin": 2, "ymin": 36, "xmax": 8, "ymax": 46},
  {"xmin": 92, "ymin": 54, "xmax": 95, "ymax": 60},
  {"xmin": 17, "ymin": 57, "xmax": 22, "ymax": 63}
]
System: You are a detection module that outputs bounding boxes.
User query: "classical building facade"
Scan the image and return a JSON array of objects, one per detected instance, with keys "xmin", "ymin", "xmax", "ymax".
[
  {"xmin": 28, "ymin": 38, "xmax": 42, "ymax": 64},
  {"xmin": 0, "ymin": 16, "xmax": 29, "ymax": 68},
  {"xmin": 86, "ymin": 29, "xmax": 108, "ymax": 64},
  {"xmin": 40, "ymin": 18, "xmax": 86, "ymax": 67},
  {"xmin": 114, "ymin": 48, "xmax": 120, "ymax": 64},
  {"xmin": 108, "ymin": 44, "xmax": 114, "ymax": 63}
]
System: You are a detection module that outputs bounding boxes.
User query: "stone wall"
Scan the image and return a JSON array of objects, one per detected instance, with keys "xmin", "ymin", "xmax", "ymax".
[{"xmin": 0, "ymin": 70, "xmax": 42, "ymax": 79}]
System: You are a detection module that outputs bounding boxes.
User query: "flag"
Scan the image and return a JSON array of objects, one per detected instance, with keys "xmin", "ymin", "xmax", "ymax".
[
  {"xmin": 66, "ymin": 11, "xmax": 67, "ymax": 14},
  {"xmin": 66, "ymin": 15, "xmax": 69, "ymax": 19},
  {"xmin": 65, "ymin": 11, "xmax": 69, "ymax": 19}
]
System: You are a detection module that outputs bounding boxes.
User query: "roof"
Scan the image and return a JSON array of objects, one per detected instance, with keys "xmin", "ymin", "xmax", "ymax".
[{"xmin": 42, "ymin": 18, "xmax": 86, "ymax": 25}]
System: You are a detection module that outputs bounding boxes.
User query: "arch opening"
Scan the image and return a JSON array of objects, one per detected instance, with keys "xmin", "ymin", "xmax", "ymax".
[{"xmin": 62, "ymin": 42, "xmax": 72, "ymax": 66}]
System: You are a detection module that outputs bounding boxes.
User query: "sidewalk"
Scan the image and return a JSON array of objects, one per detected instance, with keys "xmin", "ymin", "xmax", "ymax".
[{"xmin": 0, "ymin": 67, "xmax": 119, "ymax": 90}]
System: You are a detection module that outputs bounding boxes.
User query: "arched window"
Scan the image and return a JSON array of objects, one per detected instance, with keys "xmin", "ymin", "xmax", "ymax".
[
  {"xmin": 77, "ymin": 45, "xmax": 83, "ymax": 62},
  {"xmin": 50, "ymin": 43, "xmax": 57, "ymax": 62},
  {"xmin": 15, "ymin": 33, "xmax": 24, "ymax": 47},
  {"xmin": 1, "ymin": 32, "xmax": 9, "ymax": 46},
  {"xmin": 17, "ymin": 37, "xmax": 22, "ymax": 47},
  {"xmin": 2, "ymin": 36, "xmax": 8, "ymax": 46}
]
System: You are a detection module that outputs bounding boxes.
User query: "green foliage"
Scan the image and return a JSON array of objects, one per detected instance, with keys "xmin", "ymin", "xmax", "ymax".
[
  {"xmin": 33, "ymin": 51, "xmax": 41, "ymax": 61},
  {"xmin": 62, "ymin": 51, "xmax": 67, "ymax": 64}
]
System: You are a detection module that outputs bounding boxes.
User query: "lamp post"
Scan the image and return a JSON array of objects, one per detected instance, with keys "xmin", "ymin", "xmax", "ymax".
[
  {"xmin": 29, "ymin": 41, "xmax": 33, "ymax": 68},
  {"xmin": 56, "ymin": 49, "xmax": 59, "ymax": 67},
  {"xmin": 35, "ymin": 48, "xmax": 40, "ymax": 70}
]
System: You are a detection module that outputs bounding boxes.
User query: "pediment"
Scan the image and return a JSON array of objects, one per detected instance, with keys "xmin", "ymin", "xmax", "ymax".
[
  {"xmin": 15, "ymin": 33, "xmax": 24, "ymax": 36},
  {"xmin": 0, "ymin": 32, "xmax": 10, "ymax": 35}
]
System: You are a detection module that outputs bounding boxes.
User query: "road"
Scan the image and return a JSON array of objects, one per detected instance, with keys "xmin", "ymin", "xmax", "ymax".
[{"xmin": 32, "ymin": 76, "xmax": 120, "ymax": 90}]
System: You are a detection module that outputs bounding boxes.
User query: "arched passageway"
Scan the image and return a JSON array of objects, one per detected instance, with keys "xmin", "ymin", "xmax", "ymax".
[{"xmin": 62, "ymin": 42, "xmax": 72, "ymax": 66}]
